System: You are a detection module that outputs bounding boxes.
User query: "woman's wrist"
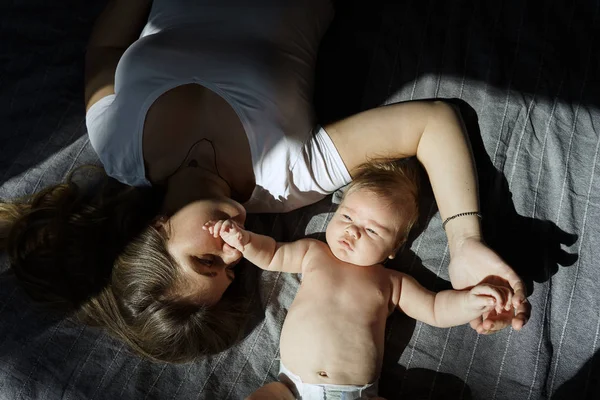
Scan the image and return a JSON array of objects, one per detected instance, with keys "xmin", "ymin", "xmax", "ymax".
[{"xmin": 444, "ymin": 214, "xmax": 483, "ymax": 256}]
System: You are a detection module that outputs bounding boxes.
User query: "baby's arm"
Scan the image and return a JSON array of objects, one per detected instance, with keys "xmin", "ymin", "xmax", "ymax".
[
  {"xmin": 389, "ymin": 271, "xmax": 513, "ymax": 328},
  {"xmin": 204, "ymin": 219, "xmax": 314, "ymax": 273}
]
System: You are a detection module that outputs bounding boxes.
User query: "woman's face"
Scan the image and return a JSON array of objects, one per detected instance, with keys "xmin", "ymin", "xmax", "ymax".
[{"xmin": 162, "ymin": 198, "xmax": 247, "ymax": 304}]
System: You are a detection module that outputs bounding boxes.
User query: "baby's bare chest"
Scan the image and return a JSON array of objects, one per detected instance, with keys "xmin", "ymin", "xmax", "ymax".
[{"xmin": 298, "ymin": 258, "xmax": 391, "ymax": 316}]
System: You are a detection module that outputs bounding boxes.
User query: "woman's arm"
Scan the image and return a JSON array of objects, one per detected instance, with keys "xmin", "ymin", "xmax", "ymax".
[
  {"xmin": 325, "ymin": 101, "xmax": 479, "ymax": 240},
  {"xmin": 84, "ymin": 0, "xmax": 152, "ymax": 111},
  {"xmin": 326, "ymin": 101, "xmax": 530, "ymax": 332}
]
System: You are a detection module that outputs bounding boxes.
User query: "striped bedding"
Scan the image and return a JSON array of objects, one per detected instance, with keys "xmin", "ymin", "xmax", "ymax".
[{"xmin": 1, "ymin": 0, "xmax": 598, "ymax": 399}]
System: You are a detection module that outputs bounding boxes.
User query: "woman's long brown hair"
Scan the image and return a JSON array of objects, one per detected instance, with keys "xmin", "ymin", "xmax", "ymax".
[{"xmin": 1, "ymin": 167, "xmax": 249, "ymax": 362}]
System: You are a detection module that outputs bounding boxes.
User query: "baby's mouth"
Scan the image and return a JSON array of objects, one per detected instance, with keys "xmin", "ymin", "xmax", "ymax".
[{"xmin": 339, "ymin": 239, "xmax": 353, "ymax": 251}]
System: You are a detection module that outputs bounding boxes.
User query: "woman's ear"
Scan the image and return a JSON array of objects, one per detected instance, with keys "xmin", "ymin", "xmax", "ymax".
[
  {"xmin": 153, "ymin": 215, "xmax": 172, "ymax": 238},
  {"xmin": 152, "ymin": 215, "xmax": 169, "ymax": 229}
]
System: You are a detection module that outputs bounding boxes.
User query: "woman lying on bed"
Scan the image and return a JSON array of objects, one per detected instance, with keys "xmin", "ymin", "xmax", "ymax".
[{"xmin": 0, "ymin": 0, "xmax": 529, "ymax": 363}]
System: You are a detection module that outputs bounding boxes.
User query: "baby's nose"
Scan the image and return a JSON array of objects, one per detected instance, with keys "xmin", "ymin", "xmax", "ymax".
[{"xmin": 345, "ymin": 225, "xmax": 360, "ymax": 238}]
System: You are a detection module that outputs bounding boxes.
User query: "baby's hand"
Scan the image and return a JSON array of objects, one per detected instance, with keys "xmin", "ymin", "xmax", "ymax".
[
  {"xmin": 203, "ymin": 219, "xmax": 249, "ymax": 253},
  {"xmin": 467, "ymin": 284, "xmax": 514, "ymax": 316}
]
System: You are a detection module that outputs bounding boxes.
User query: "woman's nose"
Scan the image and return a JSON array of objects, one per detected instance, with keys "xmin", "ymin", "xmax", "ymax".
[{"xmin": 222, "ymin": 242, "xmax": 242, "ymax": 264}]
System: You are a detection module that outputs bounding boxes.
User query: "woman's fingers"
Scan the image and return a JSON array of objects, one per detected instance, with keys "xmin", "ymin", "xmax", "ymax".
[
  {"xmin": 466, "ymin": 274, "xmax": 530, "ymax": 334},
  {"xmin": 511, "ymin": 280, "xmax": 529, "ymax": 306},
  {"xmin": 512, "ymin": 297, "xmax": 529, "ymax": 330},
  {"xmin": 480, "ymin": 310, "xmax": 513, "ymax": 334},
  {"xmin": 500, "ymin": 264, "xmax": 530, "ymax": 317},
  {"xmin": 473, "ymin": 309, "xmax": 502, "ymax": 334},
  {"xmin": 503, "ymin": 286, "xmax": 513, "ymax": 311},
  {"xmin": 507, "ymin": 278, "xmax": 530, "ymax": 330},
  {"xmin": 471, "ymin": 310, "xmax": 511, "ymax": 335},
  {"xmin": 470, "ymin": 316, "xmax": 483, "ymax": 332},
  {"xmin": 477, "ymin": 295, "xmax": 529, "ymax": 334}
]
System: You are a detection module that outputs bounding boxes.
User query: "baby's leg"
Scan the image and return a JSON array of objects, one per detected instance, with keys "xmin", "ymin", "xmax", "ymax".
[{"xmin": 244, "ymin": 382, "xmax": 295, "ymax": 400}]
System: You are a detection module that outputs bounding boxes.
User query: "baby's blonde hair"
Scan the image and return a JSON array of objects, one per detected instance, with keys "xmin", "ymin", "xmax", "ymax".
[{"xmin": 344, "ymin": 158, "xmax": 420, "ymax": 245}]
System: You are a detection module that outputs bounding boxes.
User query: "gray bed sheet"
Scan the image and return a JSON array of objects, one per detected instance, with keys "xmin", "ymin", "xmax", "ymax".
[{"xmin": 1, "ymin": 0, "xmax": 599, "ymax": 399}]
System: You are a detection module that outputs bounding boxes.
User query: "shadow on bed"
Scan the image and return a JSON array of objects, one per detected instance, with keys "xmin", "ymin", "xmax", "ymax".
[
  {"xmin": 318, "ymin": 0, "xmax": 598, "ymax": 123},
  {"xmin": 366, "ymin": 96, "xmax": 577, "ymax": 300},
  {"xmin": 454, "ymin": 99, "xmax": 579, "ymax": 297},
  {"xmin": 307, "ymin": 92, "xmax": 579, "ymax": 396},
  {"xmin": 388, "ymin": 98, "xmax": 579, "ymax": 297},
  {"xmin": 379, "ymin": 252, "xmax": 474, "ymax": 400},
  {"xmin": 317, "ymin": 0, "xmax": 584, "ymax": 297},
  {"xmin": 347, "ymin": 95, "xmax": 579, "ymax": 398},
  {"xmin": 0, "ymin": 0, "xmax": 105, "ymax": 184},
  {"xmin": 382, "ymin": 365, "xmax": 473, "ymax": 400},
  {"xmin": 552, "ymin": 349, "xmax": 600, "ymax": 400}
]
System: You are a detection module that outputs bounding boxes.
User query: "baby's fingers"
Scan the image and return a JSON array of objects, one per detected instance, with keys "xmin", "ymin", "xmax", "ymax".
[
  {"xmin": 472, "ymin": 294, "xmax": 497, "ymax": 311},
  {"xmin": 492, "ymin": 286, "xmax": 513, "ymax": 313},
  {"xmin": 486, "ymin": 285, "xmax": 513, "ymax": 313},
  {"xmin": 203, "ymin": 220, "xmax": 217, "ymax": 235},
  {"xmin": 472, "ymin": 285, "xmax": 508, "ymax": 313},
  {"xmin": 222, "ymin": 219, "xmax": 240, "ymax": 233},
  {"xmin": 213, "ymin": 220, "xmax": 226, "ymax": 237},
  {"xmin": 220, "ymin": 222, "xmax": 240, "ymax": 241}
]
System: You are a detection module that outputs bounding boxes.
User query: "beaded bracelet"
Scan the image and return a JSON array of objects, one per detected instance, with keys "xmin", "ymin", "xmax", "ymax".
[{"xmin": 442, "ymin": 211, "xmax": 482, "ymax": 230}]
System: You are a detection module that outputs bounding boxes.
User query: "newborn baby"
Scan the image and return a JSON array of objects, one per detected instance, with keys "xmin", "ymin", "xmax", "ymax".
[{"xmin": 204, "ymin": 160, "xmax": 512, "ymax": 400}]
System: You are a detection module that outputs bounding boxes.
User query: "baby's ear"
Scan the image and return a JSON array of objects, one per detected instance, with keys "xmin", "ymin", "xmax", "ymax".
[
  {"xmin": 388, "ymin": 246, "xmax": 400, "ymax": 259},
  {"xmin": 391, "ymin": 236, "xmax": 408, "ymax": 257}
]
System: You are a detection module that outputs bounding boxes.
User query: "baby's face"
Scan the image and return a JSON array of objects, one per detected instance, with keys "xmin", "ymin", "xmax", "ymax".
[{"xmin": 325, "ymin": 189, "xmax": 403, "ymax": 266}]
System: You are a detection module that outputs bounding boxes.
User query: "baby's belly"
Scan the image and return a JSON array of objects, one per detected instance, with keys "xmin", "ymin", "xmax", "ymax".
[{"xmin": 279, "ymin": 290, "xmax": 387, "ymax": 386}]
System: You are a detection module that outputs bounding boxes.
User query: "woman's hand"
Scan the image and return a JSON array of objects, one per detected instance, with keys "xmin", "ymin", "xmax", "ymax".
[
  {"xmin": 466, "ymin": 283, "xmax": 514, "ymax": 316},
  {"xmin": 448, "ymin": 237, "xmax": 530, "ymax": 334}
]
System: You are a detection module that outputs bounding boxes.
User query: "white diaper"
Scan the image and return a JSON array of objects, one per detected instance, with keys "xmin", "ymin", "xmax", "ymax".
[{"xmin": 278, "ymin": 362, "xmax": 379, "ymax": 400}]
